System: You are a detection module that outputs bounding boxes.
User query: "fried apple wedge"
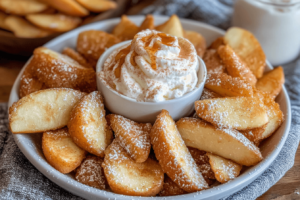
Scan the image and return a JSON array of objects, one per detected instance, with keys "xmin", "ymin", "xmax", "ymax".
[
  {"xmin": 151, "ymin": 110, "xmax": 208, "ymax": 192},
  {"xmin": 76, "ymin": 0, "xmax": 117, "ymax": 12},
  {"xmin": 112, "ymin": 15, "xmax": 139, "ymax": 41},
  {"xmin": 205, "ymin": 73, "xmax": 253, "ymax": 97},
  {"xmin": 9, "ymin": 88, "xmax": 86, "ymax": 134},
  {"xmin": 68, "ymin": 91, "xmax": 113, "ymax": 157},
  {"xmin": 0, "ymin": 0, "xmax": 48, "ymax": 15},
  {"xmin": 206, "ymin": 153, "xmax": 242, "ymax": 183},
  {"xmin": 62, "ymin": 47, "xmax": 92, "ymax": 68},
  {"xmin": 184, "ymin": 30, "xmax": 206, "ymax": 58},
  {"xmin": 75, "ymin": 155, "xmax": 108, "ymax": 190},
  {"xmin": 102, "ymin": 140, "xmax": 164, "ymax": 196},
  {"xmin": 195, "ymin": 97, "xmax": 268, "ymax": 130},
  {"xmin": 176, "ymin": 118, "xmax": 263, "ymax": 166},
  {"xmin": 156, "ymin": 14, "xmax": 184, "ymax": 37},
  {"xmin": 240, "ymin": 124, "xmax": 267, "ymax": 145},
  {"xmin": 218, "ymin": 45, "xmax": 257, "ymax": 86},
  {"xmin": 106, "ymin": 114, "xmax": 151, "ymax": 163},
  {"xmin": 209, "ymin": 37, "xmax": 225, "ymax": 50},
  {"xmin": 138, "ymin": 14, "xmax": 154, "ymax": 31},
  {"xmin": 39, "ymin": 0, "xmax": 89, "ymax": 16},
  {"xmin": 4, "ymin": 16, "xmax": 52, "ymax": 38},
  {"xmin": 77, "ymin": 30, "xmax": 120, "ymax": 67},
  {"xmin": 256, "ymin": 66, "xmax": 285, "ymax": 99},
  {"xmin": 203, "ymin": 49, "xmax": 226, "ymax": 74},
  {"xmin": 158, "ymin": 175, "xmax": 186, "ymax": 196},
  {"xmin": 26, "ymin": 14, "xmax": 82, "ymax": 32},
  {"xmin": 224, "ymin": 27, "xmax": 266, "ymax": 78},
  {"xmin": 42, "ymin": 128, "xmax": 87, "ymax": 173},
  {"xmin": 30, "ymin": 47, "xmax": 96, "ymax": 93},
  {"xmin": 0, "ymin": 11, "xmax": 10, "ymax": 31},
  {"xmin": 200, "ymin": 88, "xmax": 222, "ymax": 100}
]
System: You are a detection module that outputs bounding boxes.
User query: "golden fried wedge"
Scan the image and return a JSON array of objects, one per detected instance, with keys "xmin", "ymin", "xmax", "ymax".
[
  {"xmin": 218, "ymin": 45, "xmax": 257, "ymax": 86},
  {"xmin": 112, "ymin": 15, "xmax": 139, "ymax": 41},
  {"xmin": 209, "ymin": 37, "xmax": 225, "ymax": 50},
  {"xmin": 26, "ymin": 14, "xmax": 82, "ymax": 32},
  {"xmin": 240, "ymin": 124, "xmax": 267, "ymax": 145},
  {"xmin": 4, "ymin": 16, "xmax": 52, "ymax": 38},
  {"xmin": 151, "ymin": 110, "xmax": 208, "ymax": 192},
  {"xmin": 75, "ymin": 155, "xmax": 108, "ymax": 190},
  {"xmin": 158, "ymin": 175, "xmax": 186, "ymax": 196},
  {"xmin": 0, "ymin": 0, "xmax": 48, "ymax": 15},
  {"xmin": 68, "ymin": 91, "xmax": 113, "ymax": 157},
  {"xmin": 256, "ymin": 66, "xmax": 285, "ymax": 99},
  {"xmin": 156, "ymin": 14, "xmax": 183, "ymax": 37},
  {"xmin": 0, "ymin": 11, "xmax": 10, "ymax": 31},
  {"xmin": 102, "ymin": 140, "xmax": 164, "ymax": 196},
  {"xmin": 39, "ymin": 0, "xmax": 89, "ymax": 16},
  {"xmin": 30, "ymin": 47, "xmax": 96, "ymax": 93},
  {"xmin": 184, "ymin": 30, "xmax": 206, "ymax": 58},
  {"xmin": 176, "ymin": 118, "xmax": 263, "ymax": 166},
  {"xmin": 62, "ymin": 47, "xmax": 92, "ymax": 68},
  {"xmin": 76, "ymin": 0, "xmax": 117, "ymax": 12},
  {"xmin": 138, "ymin": 14, "xmax": 154, "ymax": 31},
  {"xmin": 206, "ymin": 153, "xmax": 242, "ymax": 183},
  {"xmin": 203, "ymin": 49, "xmax": 226, "ymax": 74},
  {"xmin": 77, "ymin": 30, "xmax": 120, "ymax": 67},
  {"xmin": 42, "ymin": 127, "xmax": 86, "ymax": 174},
  {"xmin": 195, "ymin": 97, "xmax": 268, "ymax": 130},
  {"xmin": 106, "ymin": 114, "xmax": 151, "ymax": 163},
  {"xmin": 205, "ymin": 73, "xmax": 253, "ymax": 97},
  {"xmin": 9, "ymin": 88, "xmax": 86, "ymax": 134},
  {"xmin": 200, "ymin": 88, "xmax": 222, "ymax": 100},
  {"xmin": 224, "ymin": 27, "xmax": 266, "ymax": 78}
]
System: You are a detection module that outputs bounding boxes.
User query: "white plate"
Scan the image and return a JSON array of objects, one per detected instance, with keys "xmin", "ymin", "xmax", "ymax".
[{"xmin": 8, "ymin": 15, "xmax": 291, "ymax": 200}]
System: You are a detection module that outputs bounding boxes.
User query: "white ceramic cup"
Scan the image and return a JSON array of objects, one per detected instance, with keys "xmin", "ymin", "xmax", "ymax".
[{"xmin": 96, "ymin": 41, "xmax": 207, "ymax": 123}]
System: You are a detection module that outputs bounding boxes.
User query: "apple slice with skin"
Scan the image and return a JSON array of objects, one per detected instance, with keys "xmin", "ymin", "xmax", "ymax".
[{"xmin": 176, "ymin": 117, "xmax": 263, "ymax": 166}]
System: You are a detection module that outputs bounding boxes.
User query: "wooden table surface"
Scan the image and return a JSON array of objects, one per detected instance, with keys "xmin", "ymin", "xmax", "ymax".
[{"xmin": 1, "ymin": 1, "xmax": 299, "ymax": 199}]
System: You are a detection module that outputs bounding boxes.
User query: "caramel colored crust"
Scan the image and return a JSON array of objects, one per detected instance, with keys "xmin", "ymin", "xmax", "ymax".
[
  {"xmin": 42, "ymin": 127, "xmax": 86, "ymax": 174},
  {"xmin": 139, "ymin": 15, "xmax": 155, "ymax": 31},
  {"xmin": 76, "ymin": 0, "xmax": 117, "ymax": 13},
  {"xmin": 150, "ymin": 110, "xmax": 208, "ymax": 192},
  {"xmin": 112, "ymin": 15, "xmax": 139, "ymax": 41},
  {"xmin": 240, "ymin": 124, "xmax": 267, "ymax": 145},
  {"xmin": 31, "ymin": 47, "xmax": 96, "ymax": 93},
  {"xmin": 158, "ymin": 175, "xmax": 186, "ymax": 196},
  {"xmin": 205, "ymin": 73, "xmax": 253, "ymax": 97},
  {"xmin": 203, "ymin": 49, "xmax": 225, "ymax": 74},
  {"xmin": 102, "ymin": 140, "xmax": 164, "ymax": 196},
  {"xmin": 77, "ymin": 30, "xmax": 120, "ymax": 67},
  {"xmin": 106, "ymin": 114, "xmax": 151, "ymax": 163},
  {"xmin": 62, "ymin": 47, "xmax": 92, "ymax": 68},
  {"xmin": 218, "ymin": 45, "xmax": 257, "ymax": 86},
  {"xmin": 68, "ymin": 91, "xmax": 113, "ymax": 157},
  {"xmin": 200, "ymin": 88, "xmax": 222, "ymax": 100},
  {"xmin": 209, "ymin": 37, "xmax": 225, "ymax": 50},
  {"xmin": 176, "ymin": 118, "xmax": 263, "ymax": 166},
  {"xmin": 75, "ymin": 155, "xmax": 108, "ymax": 190}
]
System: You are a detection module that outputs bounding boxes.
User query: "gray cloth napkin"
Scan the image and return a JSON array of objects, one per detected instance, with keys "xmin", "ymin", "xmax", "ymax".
[{"xmin": 1, "ymin": 0, "xmax": 300, "ymax": 199}]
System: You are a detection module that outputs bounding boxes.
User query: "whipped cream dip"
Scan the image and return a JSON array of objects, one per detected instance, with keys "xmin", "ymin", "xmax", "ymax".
[{"xmin": 99, "ymin": 30, "xmax": 199, "ymax": 102}]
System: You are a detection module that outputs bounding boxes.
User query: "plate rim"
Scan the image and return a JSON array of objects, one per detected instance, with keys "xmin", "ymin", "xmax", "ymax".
[{"xmin": 8, "ymin": 15, "xmax": 292, "ymax": 200}]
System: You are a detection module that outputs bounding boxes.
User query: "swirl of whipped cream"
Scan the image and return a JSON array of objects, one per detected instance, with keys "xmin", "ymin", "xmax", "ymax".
[{"xmin": 99, "ymin": 29, "xmax": 199, "ymax": 102}]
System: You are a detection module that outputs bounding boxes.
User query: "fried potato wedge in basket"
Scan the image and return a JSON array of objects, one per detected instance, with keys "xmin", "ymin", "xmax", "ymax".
[
  {"xmin": 42, "ymin": 127, "xmax": 86, "ymax": 174},
  {"xmin": 156, "ymin": 14, "xmax": 184, "ymax": 37},
  {"xmin": 195, "ymin": 96, "xmax": 269, "ymax": 130},
  {"xmin": 77, "ymin": 30, "xmax": 120, "ymax": 67},
  {"xmin": 75, "ymin": 155, "xmax": 108, "ymax": 190},
  {"xmin": 9, "ymin": 88, "xmax": 86, "ymax": 134},
  {"xmin": 106, "ymin": 114, "xmax": 151, "ymax": 163},
  {"xmin": 0, "ymin": 0, "xmax": 48, "ymax": 15},
  {"xmin": 68, "ymin": 91, "xmax": 113, "ymax": 157},
  {"xmin": 176, "ymin": 118, "xmax": 263, "ymax": 166},
  {"xmin": 26, "ymin": 14, "xmax": 82, "ymax": 32},
  {"xmin": 150, "ymin": 110, "xmax": 208, "ymax": 192},
  {"xmin": 184, "ymin": 30, "xmax": 206, "ymax": 58},
  {"xmin": 224, "ymin": 27, "xmax": 266, "ymax": 78},
  {"xmin": 256, "ymin": 66, "xmax": 285, "ymax": 99},
  {"xmin": 76, "ymin": 0, "xmax": 117, "ymax": 13},
  {"xmin": 102, "ymin": 140, "xmax": 164, "ymax": 196},
  {"xmin": 4, "ymin": 16, "xmax": 52, "ymax": 38},
  {"xmin": 206, "ymin": 153, "xmax": 242, "ymax": 183},
  {"xmin": 30, "ymin": 47, "xmax": 96, "ymax": 93}
]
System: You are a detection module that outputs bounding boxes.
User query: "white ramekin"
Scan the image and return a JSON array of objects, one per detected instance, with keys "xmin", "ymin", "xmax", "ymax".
[{"xmin": 96, "ymin": 41, "xmax": 207, "ymax": 123}]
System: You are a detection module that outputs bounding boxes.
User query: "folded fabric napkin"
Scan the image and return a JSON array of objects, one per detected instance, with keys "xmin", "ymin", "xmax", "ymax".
[{"xmin": 1, "ymin": 0, "xmax": 300, "ymax": 199}]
